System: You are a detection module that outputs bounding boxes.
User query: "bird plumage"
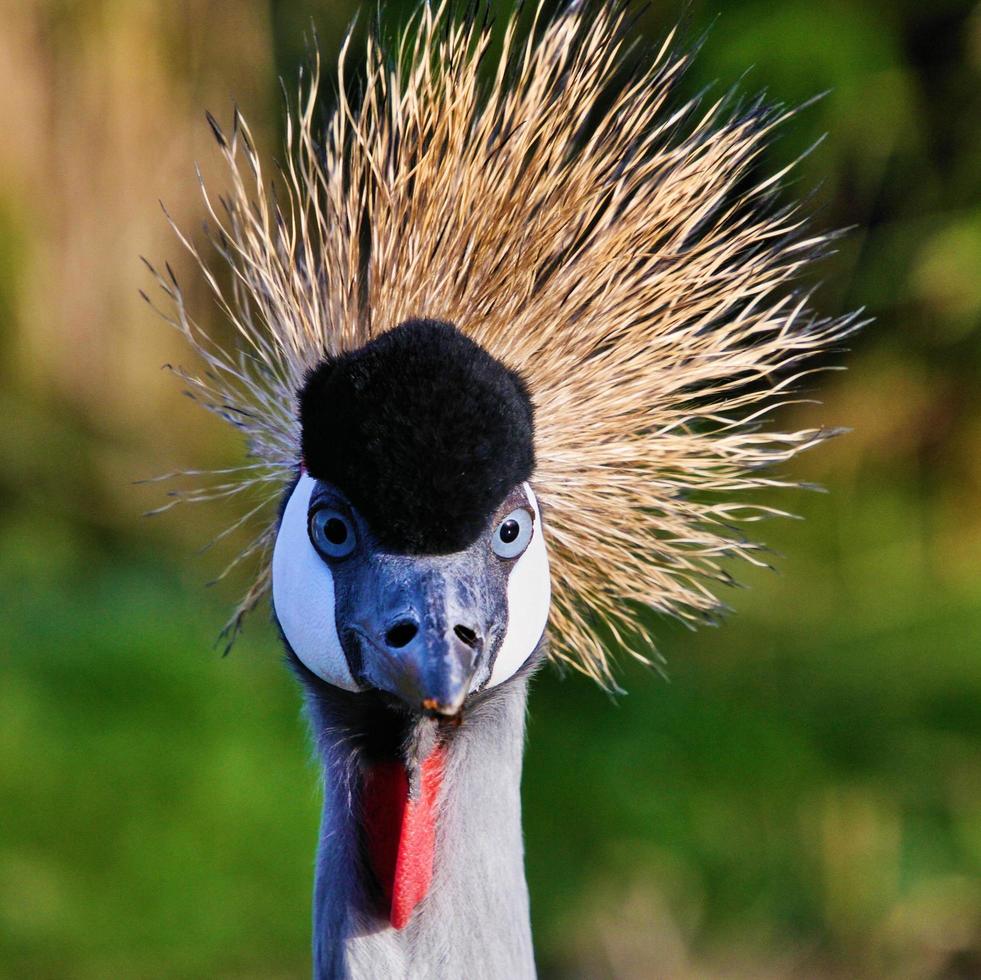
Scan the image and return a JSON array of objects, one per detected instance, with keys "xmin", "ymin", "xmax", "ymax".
[
  {"xmin": 303, "ymin": 658, "xmax": 536, "ymax": 976},
  {"xmin": 147, "ymin": 0, "xmax": 858, "ymax": 687},
  {"xmin": 299, "ymin": 318, "xmax": 535, "ymax": 555},
  {"xmin": 146, "ymin": 3, "xmax": 857, "ymax": 974}
]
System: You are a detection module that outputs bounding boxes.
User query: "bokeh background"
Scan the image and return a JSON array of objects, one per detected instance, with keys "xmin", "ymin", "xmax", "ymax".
[{"xmin": 1, "ymin": 1, "xmax": 979, "ymax": 977}]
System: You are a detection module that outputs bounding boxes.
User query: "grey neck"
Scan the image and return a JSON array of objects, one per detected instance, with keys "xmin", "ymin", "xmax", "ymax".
[{"xmin": 304, "ymin": 671, "xmax": 537, "ymax": 979}]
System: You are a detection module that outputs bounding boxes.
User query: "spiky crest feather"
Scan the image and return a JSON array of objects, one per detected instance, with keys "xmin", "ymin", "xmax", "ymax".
[{"xmin": 145, "ymin": 1, "xmax": 860, "ymax": 688}]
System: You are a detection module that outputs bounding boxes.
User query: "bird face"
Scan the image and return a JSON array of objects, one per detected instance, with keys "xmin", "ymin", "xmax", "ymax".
[
  {"xmin": 272, "ymin": 472, "xmax": 550, "ymax": 714},
  {"xmin": 272, "ymin": 317, "xmax": 547, "ymax": 713}
]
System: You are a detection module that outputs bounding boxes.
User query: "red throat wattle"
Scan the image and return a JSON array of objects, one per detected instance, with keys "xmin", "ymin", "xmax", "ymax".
[{"xmin": 361, "ymin": 745, "xmax": 446, "ymax": 930}]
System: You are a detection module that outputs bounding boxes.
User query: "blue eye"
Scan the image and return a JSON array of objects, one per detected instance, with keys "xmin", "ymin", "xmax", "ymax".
[
  {"xmin": 309, "ymin": 507, "xmax": 357, "ymax": 560},
  {"xmin": 492, "ymin": 508, "xmax": 533, "ymax": 559}
]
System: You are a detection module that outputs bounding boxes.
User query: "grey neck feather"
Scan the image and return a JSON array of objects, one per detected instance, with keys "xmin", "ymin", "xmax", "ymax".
[{"xmin": 304, "ymin": 664, "xmax": 538, "ymax": 979}]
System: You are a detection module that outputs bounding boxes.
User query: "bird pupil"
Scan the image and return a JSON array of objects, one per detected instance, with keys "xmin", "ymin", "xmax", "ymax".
[
  {"xmin": 325, "ymin": 517, "xmax": 347, "ymax": 545},
  {"xmin": 500, "ymin": 519, "xmax": 520, "ymax": 543}
]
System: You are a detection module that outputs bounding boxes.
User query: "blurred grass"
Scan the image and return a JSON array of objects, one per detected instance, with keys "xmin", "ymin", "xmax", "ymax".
[
  {"xmin": 1, "ymin": 0, "xmax": 979, "ymax": 977},
  {"xmin": 0, "ymin": 540, "xmax": 316, "ymax": 979}
]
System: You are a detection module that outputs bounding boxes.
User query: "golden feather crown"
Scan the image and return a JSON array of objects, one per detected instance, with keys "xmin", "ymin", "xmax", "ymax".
[{"xmin": 147, "ymin": 1, "xmax": 859, "ymax": 688}]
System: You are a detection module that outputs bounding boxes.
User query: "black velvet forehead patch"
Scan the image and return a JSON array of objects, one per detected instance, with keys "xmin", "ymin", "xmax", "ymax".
[{"xmin": 299, "ymin": 319, "xmax": 535, "ymax": 554}]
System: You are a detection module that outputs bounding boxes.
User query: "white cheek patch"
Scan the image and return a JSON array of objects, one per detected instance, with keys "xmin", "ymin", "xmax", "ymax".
[
  {"xmin": 486, "ymin": 484, "xmax": 551, "ymax": 688},
  {"xmin": 272, "ymin": 473, "xmax": 362, "ymax": 692}
]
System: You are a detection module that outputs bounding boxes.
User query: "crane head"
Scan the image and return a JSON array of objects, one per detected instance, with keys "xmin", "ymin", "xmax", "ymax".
[{"xmin": 271, "ymin": 319, "xmax": 551, "ymax": 715}]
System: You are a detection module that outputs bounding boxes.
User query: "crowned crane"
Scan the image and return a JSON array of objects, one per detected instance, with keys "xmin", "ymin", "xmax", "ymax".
[{"xmin": 146, "ymin": 2, "xmax": 858, "ymax": 976}]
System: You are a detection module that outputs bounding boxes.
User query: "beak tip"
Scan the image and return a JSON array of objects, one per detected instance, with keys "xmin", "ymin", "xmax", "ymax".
[{"xmin": 420, "ymin": 696, "xmax": 464, "ymax": 717}]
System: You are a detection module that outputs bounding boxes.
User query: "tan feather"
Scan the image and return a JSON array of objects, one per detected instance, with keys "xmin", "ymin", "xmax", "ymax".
[{"xmin": 146, "ymin": 1, "xmax": 860, "ymax": 686}]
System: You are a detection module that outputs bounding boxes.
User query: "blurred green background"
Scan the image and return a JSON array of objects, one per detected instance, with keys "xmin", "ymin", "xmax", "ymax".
[{"xmin": 1, "ymin": 1, "xmax": 979, "ymax": 977}]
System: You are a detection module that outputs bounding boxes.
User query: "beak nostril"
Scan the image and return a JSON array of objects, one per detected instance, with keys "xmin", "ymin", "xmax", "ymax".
[
  {"xmin": 453, "ymin": 624, "xmax": 480, "ymax": 649},
  {"xmin": 385, "ymin": 620, "xmax": 418, "ymax": 649}
]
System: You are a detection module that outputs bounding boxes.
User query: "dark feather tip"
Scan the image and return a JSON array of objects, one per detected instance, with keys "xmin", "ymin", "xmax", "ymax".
[{"xmin": 205, "ymin": 110, "xmax": 226, "ymax": 148}]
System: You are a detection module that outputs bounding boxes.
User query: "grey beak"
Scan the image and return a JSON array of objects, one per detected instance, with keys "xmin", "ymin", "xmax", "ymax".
[
  {"xmin": 371, "ymin": 616, "xmax": 481, "ymax": 715},
  {"xmin": 344, "ymin": 556, "xmax": 493, "ymax": 716}
]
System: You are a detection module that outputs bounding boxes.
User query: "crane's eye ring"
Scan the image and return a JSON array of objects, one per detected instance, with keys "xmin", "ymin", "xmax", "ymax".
[
  {"xmin": 492, "ymin": 508, "xmax": 534, "ymax": 559},
  {"xmin": 308, "ymin": 507, "xmax": 357, "ymax": 560}
]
